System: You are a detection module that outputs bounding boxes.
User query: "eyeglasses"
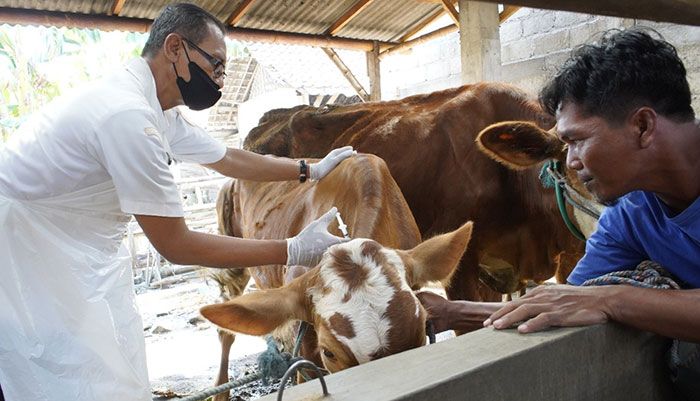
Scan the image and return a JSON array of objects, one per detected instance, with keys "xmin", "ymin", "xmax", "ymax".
[{"xmin": 181, "ymin": 37, "xmax": 227, "ymax": 80}]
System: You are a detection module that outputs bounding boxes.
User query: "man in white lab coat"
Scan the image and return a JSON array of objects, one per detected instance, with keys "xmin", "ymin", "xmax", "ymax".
[{"xmin": 0, "ymin": 3, "xmax": 354, "ymax": 400}]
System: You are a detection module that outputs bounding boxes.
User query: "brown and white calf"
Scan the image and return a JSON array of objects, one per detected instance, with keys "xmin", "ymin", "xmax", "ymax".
[
  {"xmin": 201, "ymin": 221, "xmax": 473, "ymax": 373},
  {"xmin": 203, "ymin": 154, "xmax": 430, "ymax": 400}
]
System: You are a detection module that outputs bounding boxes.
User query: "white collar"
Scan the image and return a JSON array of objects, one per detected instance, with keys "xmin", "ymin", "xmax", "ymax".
[{"xmin": 125, "ymin": 58, "xmax": 168, "ymax": 132}]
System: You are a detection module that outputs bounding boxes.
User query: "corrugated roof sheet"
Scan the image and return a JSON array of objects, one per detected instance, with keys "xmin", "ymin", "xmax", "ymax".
[
  {"xmin": 237, "ymin": 0, "xmax": 358, "ymax": 36},
  {"xmin": 0, "ymin": 0, "xmax": 453, "ymax": 45},
  {"xmin": 337, "ymin": 1, "xmax": 442, "ymax": 41},
  {"xmin": 0, "ymin": 0, "xmax": 111, "ymax": 14}
]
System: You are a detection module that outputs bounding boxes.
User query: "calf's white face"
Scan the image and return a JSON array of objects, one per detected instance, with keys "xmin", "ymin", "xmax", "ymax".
[
  {"xmin": 311, "ymin": 238, "xmax": 425, "ymax": 370},
  {"xmin": 200, "ymin": 222, "xmax": 473, "ymax": 372}
]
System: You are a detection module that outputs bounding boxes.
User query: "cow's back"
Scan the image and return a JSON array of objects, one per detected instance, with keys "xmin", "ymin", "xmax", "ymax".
[
  {"xmin": 244, "ymin": 83, "xmax": 553, "ymax": 235},
  {"xmin": 216, "ymin": 153, "xmax": 421, "ymax": 290}
]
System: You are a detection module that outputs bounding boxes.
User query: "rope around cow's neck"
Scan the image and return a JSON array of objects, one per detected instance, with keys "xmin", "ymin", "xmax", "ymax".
[{"xmin": 540, "ymin": 160, "xmax": 602, "ymax": 241}]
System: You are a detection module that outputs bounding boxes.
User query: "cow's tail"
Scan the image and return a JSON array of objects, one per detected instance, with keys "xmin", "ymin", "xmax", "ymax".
[
  {"xmin": 216, "ymin": 179, "xmax": 239, "ymax": 237},
  {"xmin": 210, "ymin": 179, "xmax": 250, "ymax": 302}
]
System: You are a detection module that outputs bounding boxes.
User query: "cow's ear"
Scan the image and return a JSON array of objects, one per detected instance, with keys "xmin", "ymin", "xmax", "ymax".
[
  {"xmin": 200, "ymin": 271, "xmax": 315, "ymax": 335},
  {"xmin": 400, "ymin": 221, "xmax": 473, "ymax": 288},
  {"xmin": 476, "ymin": 121, "xmax": 563, "ymax": 169}
]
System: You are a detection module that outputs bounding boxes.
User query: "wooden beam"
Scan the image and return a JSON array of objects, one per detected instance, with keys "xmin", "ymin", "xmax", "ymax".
[
  {"xmin": 366, "ymin": 41, "xmax": 381, "ymax": 101},
  {"xmin": 225, "ymin": 0, "xmax": 256, "ymax": 26},
  {"xmin": 475, "ymin": 0, "xmax": 700, "ymax": 27},
  {"xmin": 0, "ymin": 7, "xmax": 152, "ymax": 32},
  {"xmin": 441, "ymin": 0, "xmax": 460, "ymax": 26},
  {"xmin": 109, "ymin": 0, "xmax": 127, "ymax": 16},
  {"xmin": 395, "ymin": 8, "xmax": 445, "ymax": 43},
  {"xmin": 379, "ymin": 23, "xmax": 458, "ymax": 59},
  {"xmin": 322, "ymin": 47, "xmax": 369, "ymax": 101},
  {"xmin": 230, "ymin": 27, "xmax": 394, "ymax": 51},
  {"xmin": 499, "ymin": 5, "xmax": 520, "ymax": 22},
  {"xmin": 0, "ymin": 8, "xmax": 395, "ymax": 51},
  {"xmin": 326, "ymin": 0, "xmax": 374, "ymax": 36}
]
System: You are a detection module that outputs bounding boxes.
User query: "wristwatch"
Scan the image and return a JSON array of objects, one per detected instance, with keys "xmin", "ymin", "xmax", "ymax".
[{"xmin": 299, "ymin": 160, "xmax": 308, "ymax": 183}]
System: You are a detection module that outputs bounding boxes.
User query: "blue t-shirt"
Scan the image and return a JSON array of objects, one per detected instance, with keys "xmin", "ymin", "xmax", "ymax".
[{"xmin": 568, "ymin": 191, "xmax": 700, "ymax": 289}]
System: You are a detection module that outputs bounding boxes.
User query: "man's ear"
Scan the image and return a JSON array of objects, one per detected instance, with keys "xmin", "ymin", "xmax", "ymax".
[
  {"xmin": 477, "ymin": 121, "xmax": 564, "ymax": 169},
  {"xmin": 631, "ymin": 107, "xmax": 657, "ymax": 149},
  {"xmin": 162, "ymin": 33, "xmax": 183, "ymax": 63},
  {"xmin": 200, "ymin": 271, "xmax": 315, "ymax": 335},
  {"xmin": 400, "ymin": 221, "xmax": 473, "ymax": 288}
]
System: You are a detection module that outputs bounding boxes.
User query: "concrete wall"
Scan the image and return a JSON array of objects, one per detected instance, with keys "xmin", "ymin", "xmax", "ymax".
[
  {"xmin": 381, "ymin": 31, "xmax": 462, "ymax": 100},
  {"xmin": 257, "ymin": 324, "xmax": 674, "ymax": 401},
  {"xmin": 498, "ymin": 9, "xmax": 629, "ymax": 94},
  {"xmin": 381, "ymin": 9, "xmax": 700, "ymax": 114},
  {"xmin": 499, "ymin": 9, "xmax": 700, "ymax": 112}
]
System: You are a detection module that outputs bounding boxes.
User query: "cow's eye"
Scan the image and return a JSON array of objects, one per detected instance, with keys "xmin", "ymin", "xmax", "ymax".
[{"xmin": 322, "ymin": 348, "xmax": 335, "ymax": 359}]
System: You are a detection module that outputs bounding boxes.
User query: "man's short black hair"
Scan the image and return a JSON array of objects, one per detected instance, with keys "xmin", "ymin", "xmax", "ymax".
[
  {"xmin": 141, "ymin": 2, "xmax": 226, "ymax": 57},
  {"xmin": 539, "ymin": 28, "xmax": 694, "ymax": 124}
]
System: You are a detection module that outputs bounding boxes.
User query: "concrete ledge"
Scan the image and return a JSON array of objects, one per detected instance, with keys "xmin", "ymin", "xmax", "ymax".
[{"xmin": 259, "ymin": 324, "xmax": 674, "ymax": 401}]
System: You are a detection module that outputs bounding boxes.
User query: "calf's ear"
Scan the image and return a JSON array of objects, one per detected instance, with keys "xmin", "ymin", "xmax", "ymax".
[
  {"xmin": 476, "ymin": 121, "xmax": 563, "ymax": 169},
  {"xmin": 400, "ymin": 221, "xmax": 473, "ymax": 288},
  {"xmin": 200, "ymin": 272, "xmax": 314, "ymax": 335}
]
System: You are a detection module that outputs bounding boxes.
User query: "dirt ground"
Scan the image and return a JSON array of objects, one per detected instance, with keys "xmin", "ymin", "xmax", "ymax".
[
  {"xmin": 137, "ymin": 271, "xmax": 454, "ymax": 401},
  {"xmin": 137, "ymin": 271, "xmax": 283, "ymax": 400}
]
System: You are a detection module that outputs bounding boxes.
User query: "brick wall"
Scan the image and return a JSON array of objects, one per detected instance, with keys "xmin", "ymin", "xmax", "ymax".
[
  {"xmin": 381, "ymin": 30, "xmax": 462, "ymax": 100},
  {"xmin": 381, "ymin": 9, "xmax": 700, "ymax": 114}
]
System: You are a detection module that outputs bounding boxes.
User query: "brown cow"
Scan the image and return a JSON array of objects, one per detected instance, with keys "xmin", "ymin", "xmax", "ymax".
[
  {"xmin": 205, "ymin": 154, "xmax": 442, "ymax": 400},
  {"xmin": 242, "ymin": 82, "xmax": 586, "ymax": 299}
]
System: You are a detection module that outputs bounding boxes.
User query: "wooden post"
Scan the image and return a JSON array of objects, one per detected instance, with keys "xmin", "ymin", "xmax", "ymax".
[
  {"xmin": 366, "ymin": 41, "xmax": 381, "ymax": 101},
  {"xmin": 441, "ymin": 0, "xmax": 460, "ymax": 26},
  {"xmin": 322, "ymin": 47, "xmax": 370, "ymax": 101}
]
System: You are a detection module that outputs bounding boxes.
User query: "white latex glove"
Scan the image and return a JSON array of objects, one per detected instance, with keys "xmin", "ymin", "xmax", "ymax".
[
  {"xmin": 286, "ymin": 207, "xmax": 349, "ymax": 267},
  {"xmin": 309, "ymin": 146, "xmax": 356, "ymax": 180}
]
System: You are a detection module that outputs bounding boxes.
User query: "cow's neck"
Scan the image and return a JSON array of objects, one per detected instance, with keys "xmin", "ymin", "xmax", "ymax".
[{"xmin": 573, "ymin": 205, "xmax": 602, "ymax": 239}]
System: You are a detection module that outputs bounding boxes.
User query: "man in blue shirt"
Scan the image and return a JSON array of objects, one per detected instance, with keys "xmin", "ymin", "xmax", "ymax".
[
  {"xmin": 489, "ymin": 27, "xmax": 700, "ymax": 343},
  {"xmin": 418, "ymin": 27, "xmax": 700, "ymax": 399},
  {"xmin": 568, "ymin": 191, "xmax": 700, "ymax": 289}
]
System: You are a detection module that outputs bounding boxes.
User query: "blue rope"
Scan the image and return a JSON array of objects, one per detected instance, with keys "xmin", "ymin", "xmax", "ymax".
[
  {"xmin": 539, "ymin": 160, "xmax": 557, "ymax": 188},
  {"xmin": 177, "ymin": 334, "xmax": 306, "ymax": 400},
  {"xmin": 258, "ymin": 336, "xmax": 302, "ymax": 386},
  {"xmin": 176, "ymin": 321, "xmax": 326, "ymax": 401},
  {"xmin": 581, "ymin": 260, "xmax": 681, "ymax": 290}
]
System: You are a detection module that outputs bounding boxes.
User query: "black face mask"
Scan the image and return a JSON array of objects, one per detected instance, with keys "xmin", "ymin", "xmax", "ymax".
[{"xmin": 172, "ymin": 46, "xmax": 222, "ymax": 111}]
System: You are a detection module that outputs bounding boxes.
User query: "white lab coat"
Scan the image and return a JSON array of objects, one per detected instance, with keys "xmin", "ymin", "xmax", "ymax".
[{"xmin": 0, "ymin": 58, "xmax": 225, "ymax": 401}]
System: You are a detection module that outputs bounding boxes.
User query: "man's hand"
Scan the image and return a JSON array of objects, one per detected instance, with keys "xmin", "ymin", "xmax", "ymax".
[
  {"xmin": 309, "ymin": 146, "xmax": 356, "ymax": 180},
  {"xmin": 286, "ymin": 207, "xmax": 350, "ymax": 267},
  {"xmin": 416, "ymin": 291, "xmax": 455, "ymax": 334},
  {"xmin": 484, "ymin": 284, "xmax": 614, "ymax": 334}
]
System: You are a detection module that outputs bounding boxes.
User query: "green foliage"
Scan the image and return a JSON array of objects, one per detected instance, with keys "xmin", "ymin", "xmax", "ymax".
[
  {"xmin": 0, "ymin": 26, "xmax": 249, "ymax": 143},
  {"xmin": 0, "ymin": 25, "xmax": 146, "ymax": 142}
]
